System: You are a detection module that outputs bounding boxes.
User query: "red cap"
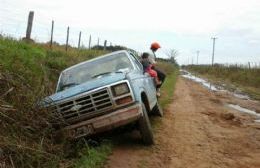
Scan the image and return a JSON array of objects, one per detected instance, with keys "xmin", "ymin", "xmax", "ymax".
[{"xmin": 150, "ymin": 42, "xmax": 161, "ymax": 50}]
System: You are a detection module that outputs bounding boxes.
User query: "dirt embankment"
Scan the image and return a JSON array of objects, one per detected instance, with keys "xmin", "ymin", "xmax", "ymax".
[{"xmin": 104, "ymin": 77, "xmax": 260, "ymax": 168}]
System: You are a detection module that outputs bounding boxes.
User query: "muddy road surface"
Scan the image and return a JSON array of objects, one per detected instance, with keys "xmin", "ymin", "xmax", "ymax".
[{"xmin": 104, "ymin": 77, "xmax": 260, "ymax": 168}]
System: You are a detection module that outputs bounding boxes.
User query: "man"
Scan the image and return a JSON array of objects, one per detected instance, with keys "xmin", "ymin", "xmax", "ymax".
[{"xmin": 149, "ymin": 42, "xmax": 166, "ymax": 95}]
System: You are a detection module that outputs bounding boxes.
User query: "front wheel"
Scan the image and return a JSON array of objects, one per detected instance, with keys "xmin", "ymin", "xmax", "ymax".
[{"xmin": 138, "ymin": 103, "xmax": 154, "ymax": 145}]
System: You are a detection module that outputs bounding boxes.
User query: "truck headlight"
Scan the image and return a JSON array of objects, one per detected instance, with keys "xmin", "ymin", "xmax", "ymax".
[{"xmin": 111, "ymin": 83, "xmax": 130, "ymax": 97}]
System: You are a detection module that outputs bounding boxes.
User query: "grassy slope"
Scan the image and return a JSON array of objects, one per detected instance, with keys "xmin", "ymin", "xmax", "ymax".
[
  {"xmin": 0, "ymin": 37, "xmax": 179, "ymax": 167},
  {"xmin": 186, "ymin": 65, "xmax": 260, "ymax": 100}
]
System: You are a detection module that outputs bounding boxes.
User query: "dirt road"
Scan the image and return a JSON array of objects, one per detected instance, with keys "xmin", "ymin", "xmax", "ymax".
[{"xmin": 105, "ymin": 77, "xmax": 260, "ymax": 168}]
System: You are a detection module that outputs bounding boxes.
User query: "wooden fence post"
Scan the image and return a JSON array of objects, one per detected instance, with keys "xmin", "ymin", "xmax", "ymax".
[
  {"xmin": 25, "ymin": 11, "xmax": 34, "ymax": 40},
  {"xmin": 50, "ymin": 20, "xmax": 54, "ymax": 48},
  {"xmin": 104, "ymin": 40, "xmax": 107, "ymax": 50},
  {"xmin": 88, "ymin": 35, "xmax": 92, "ymax": 49},
  {"xmin": 78, "ymin": 31, "xmax": 82, "ymax": 49},
  {"xmin": 65, "ymin": 26, "xmax": 69, "ymax": 51},
  {"xmin": 97, "ymin": 38, "xmax": 99, "ymax": 46},
  {"xmin": 248, "ymin": 62, "xmax": 251, "ymax": 69}
]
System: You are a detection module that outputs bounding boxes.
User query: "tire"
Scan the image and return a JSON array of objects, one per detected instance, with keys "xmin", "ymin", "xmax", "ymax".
[
  {"xmin": 152, "ymin": 102, "xmax": 163, "ymax": 117},
  {"xmin": 138, "ymin": 103, "xmax": 154, "ymax": 145}
]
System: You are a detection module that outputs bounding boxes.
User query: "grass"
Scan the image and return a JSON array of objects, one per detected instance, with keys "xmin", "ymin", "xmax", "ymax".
[
  {"xmin": 73, "ymin": 140, "xmax": 112, "ymax": 168},
  {"xmin": 185, "ymin": 65, "xmax": 260, "ymax": 100},
  {"xmin": 157, "ymin": 62, "xmax": 179, "ymax": 109}
]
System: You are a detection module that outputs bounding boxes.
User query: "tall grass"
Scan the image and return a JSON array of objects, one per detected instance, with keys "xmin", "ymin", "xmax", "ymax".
[{"xmin": 185, "ymin": 65, "xmax": 260, "ymax": 100}]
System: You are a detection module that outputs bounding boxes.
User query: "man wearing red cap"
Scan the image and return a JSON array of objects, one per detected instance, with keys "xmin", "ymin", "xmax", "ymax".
[{"xmin": 146, "ymin": 42, "xmax": 166, "ymax": 97}]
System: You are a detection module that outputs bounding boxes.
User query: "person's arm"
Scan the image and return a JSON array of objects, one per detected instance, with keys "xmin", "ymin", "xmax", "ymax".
[{"xmin": 152, "ymin": 51, "xmax": 157, "ymax": 59}]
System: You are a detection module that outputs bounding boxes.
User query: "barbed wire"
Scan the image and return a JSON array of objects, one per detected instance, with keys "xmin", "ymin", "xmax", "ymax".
[{"xmin": 0, "ymin": 10, "xmax": 113, "ymax": 48}]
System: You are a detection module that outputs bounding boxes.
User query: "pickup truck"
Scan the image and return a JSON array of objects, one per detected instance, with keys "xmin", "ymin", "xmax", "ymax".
[{"xmin": 42, "ymin": 50, "xmax": 163, "ymax": 145}]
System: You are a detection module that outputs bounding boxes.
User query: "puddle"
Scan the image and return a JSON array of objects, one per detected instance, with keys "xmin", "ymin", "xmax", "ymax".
[
  {"xmin": 181, "ymin": 69, "xmax": 250, "ymax": 100},
  {"xmin": 181, "ymin": 70, "xmax": 221, "ymax": 91},
  {"xmin": 233, "ymin": 93, "xmax": 250, "ymax": 100},
  {"xmin": 227, "ymin": 104, "xmax": 260, "ymax": 122}
]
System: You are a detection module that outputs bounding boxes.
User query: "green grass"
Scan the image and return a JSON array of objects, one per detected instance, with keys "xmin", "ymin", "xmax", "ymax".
[
  {"xmin": 185, "ymin": 65, "xmax": 260, "ymax": 100},
  {"xmin": 73, "ymin": 141, "xmax": 112, "ymax": 168},
  {"xmin": 157, "ymin": 62, "xmax": 179, "ymax": 109}
]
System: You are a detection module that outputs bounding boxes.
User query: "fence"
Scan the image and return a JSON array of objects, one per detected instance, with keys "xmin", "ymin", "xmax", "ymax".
[
  {"xmin": 186, "ymin": 62, "xmax": 260, "ymax": 69},
  {"xmin": 0, "ymin": 10, "xmax": 114, "ymax": 51}
]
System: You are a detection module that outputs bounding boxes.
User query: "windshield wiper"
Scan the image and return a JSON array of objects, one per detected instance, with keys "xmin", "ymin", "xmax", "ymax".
[
  {"xmin": 91, "ymin": 72, "xmax": 112, "ymax": 78},
  {"xmin": 91, "ymin": 71, "xmax": 124, "ymax": 79},
  {"xmin": 60, "ymin": 82, "xmax": 79, "ymax": 90}
]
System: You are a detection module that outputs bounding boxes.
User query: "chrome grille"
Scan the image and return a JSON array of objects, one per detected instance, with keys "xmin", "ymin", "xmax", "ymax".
[{"xmin": 52, "ymin": 89, "xmax": 113, "ymax": 121}]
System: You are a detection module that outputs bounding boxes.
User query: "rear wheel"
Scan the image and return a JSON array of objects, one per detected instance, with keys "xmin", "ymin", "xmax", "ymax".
[
  {"xmin": 138, "ymin": 103, "xmax": 154, "ymax": 145},
  {"xmin": 152, "ymin": 102, "xmax": 163, "ymax": 117}
]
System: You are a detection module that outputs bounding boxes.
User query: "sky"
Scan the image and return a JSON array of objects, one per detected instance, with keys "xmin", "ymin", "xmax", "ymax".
[{"xmin": 1, "ymin": 0, "xmax": 260, "ymax": 65}]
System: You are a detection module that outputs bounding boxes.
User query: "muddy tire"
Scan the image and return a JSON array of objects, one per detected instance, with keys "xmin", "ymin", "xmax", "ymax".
[
  {"xmin": 152, "ymin": 102, "xmax": 163, "ymax": 117},
  {"xmin": 138, "ymin": 103, "xmax": 154, "ymax": 145}
]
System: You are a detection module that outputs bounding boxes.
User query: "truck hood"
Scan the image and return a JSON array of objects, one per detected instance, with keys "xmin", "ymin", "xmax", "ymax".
[{"xmin": 42, "ymin": 73, "xmax": 126, "ymax": 105}]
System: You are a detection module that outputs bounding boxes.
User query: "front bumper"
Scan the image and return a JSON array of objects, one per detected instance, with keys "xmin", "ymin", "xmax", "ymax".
[{"xmin": 64, "ymin": 103, "xmax": 142, "ymax": 139}]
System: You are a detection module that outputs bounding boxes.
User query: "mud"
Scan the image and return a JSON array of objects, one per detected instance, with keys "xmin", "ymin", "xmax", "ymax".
[{"xmin": 104, "ymin": 77, "xmax": 260, "ymax": 168}]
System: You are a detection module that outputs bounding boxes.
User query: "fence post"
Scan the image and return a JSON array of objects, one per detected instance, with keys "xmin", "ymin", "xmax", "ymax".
[
  {"xmin": 50, "ymin": 20, "xmax": 54, "ymax": 48},
  {"xmin": 104, "ymin": 40, "xmax": 107, "ymax": 50},
  {"xmin": 97, "ymin": 38, "xmax": 99, "ymax": 46},
  {"xmin": 25, "ymin": 11, "xmax": 34, "ymax": 40},
  {"xmin": 78, "ymin": 31, "xmax": 81, "ymax": 49},
  {"xmin": 65, "ymin": 26, "xmax": 69, "ymax": 51},
  {"xmin": 248, "ymin": 62, "xmax": 251, "ymax": 70},
  {"xmin": 88, "ymin": 35, "xmax": 92, "ymax": 49}
]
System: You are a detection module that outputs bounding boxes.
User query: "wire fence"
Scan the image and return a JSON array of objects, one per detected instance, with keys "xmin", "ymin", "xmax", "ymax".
[
  {"xmin": 0, "ymin": 10, "xmax": 114, "ymax": 50},
  {"xmin": 187, "ymin": 62, "xmax": 260, "ymax": 69}
]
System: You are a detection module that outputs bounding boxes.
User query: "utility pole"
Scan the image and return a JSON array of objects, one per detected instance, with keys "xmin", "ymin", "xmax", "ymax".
[
  {"xmin": 211, "ymin": 37, "xmax": 217, "ymax": 66},
  {"xmin": 197, "ymin": 50, "xmax": 200, "ymax": 65},
  {"xmin": 78, "ymin": 31, "xmax": 81, "ymax": 49},
  {"xmin": 104, "ymin": 40, "xmax": 107, "ymax": 50},
  {"xmin": 88, "ymin": 35, "xmax": 92, "ymax": 49},
  {"xmin": 65, "ymin": 26, "xmax": 69, "ymax": 51},
  {"xmin": 25, "ymin": 11, "xmax": 34, "ymax": 40},
  {"xmin": 50, "ymin": 20, "xmax": 54, "ymax": 48}
]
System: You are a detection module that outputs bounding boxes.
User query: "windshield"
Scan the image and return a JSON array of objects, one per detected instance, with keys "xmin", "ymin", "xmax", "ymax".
[{"xmin": 57, "ymin": 52, "xmax": 133, "ymax": 92}]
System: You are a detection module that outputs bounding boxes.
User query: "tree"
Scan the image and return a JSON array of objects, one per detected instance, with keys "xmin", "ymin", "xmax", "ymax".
[{"xmin": 165, "ymin": 49, "xmax": 179, "ymax": 65}]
